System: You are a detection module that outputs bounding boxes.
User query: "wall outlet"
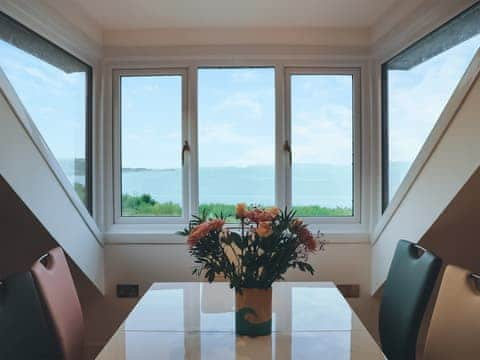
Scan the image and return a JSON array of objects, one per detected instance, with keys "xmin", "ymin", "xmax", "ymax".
[{"xmin": 116, "ymin": 284, "xmax": 139, "ymax": 298}]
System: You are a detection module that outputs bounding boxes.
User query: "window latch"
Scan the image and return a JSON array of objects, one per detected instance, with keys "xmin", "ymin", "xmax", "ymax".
[
  {"xmin": 182, "ymin": 140, "xmax": 190, "ymax": 166},
  {"xmin": 283, "ymin": 140, "xmax": 292, "ymax": 166}
]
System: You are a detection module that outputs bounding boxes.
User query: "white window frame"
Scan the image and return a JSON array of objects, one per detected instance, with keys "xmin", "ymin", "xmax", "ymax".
[
  {"xmin": 109, "ymin": 62, "xmax": 366, "ymax": 237},
  {"xmin": 0, "ymin": 8, "xmax": 102, "ymax": 242},
  {"xmin": 112, "ymin": 68, "xmax": 191, "ymax": 225},
  {"xmin": 284, "ymin": 67, "xmax": 362, "ymax": 224}
]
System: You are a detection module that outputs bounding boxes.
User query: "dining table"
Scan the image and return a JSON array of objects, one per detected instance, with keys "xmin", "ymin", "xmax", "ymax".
[{"xmin": 95, "ymin": 282, "xmax": 385, "ymax": 359}]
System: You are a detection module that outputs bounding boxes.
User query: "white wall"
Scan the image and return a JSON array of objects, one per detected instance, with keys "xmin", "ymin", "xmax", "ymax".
[
  {"xmin": 371, "ymin": 0, "xmax": 476, "ymax": 61},
  {"xmin": 0, "ymin": 0, "xmax": 102, "ymax": 64},
  {"xmin": 0, "ymin": 83, "xmax": 105, "ymax": 292},
  {"xmin": 371, "ymin": 59, "xmax": 480, "ymax": 293},
  {"xmin": 103, "ymin": 27, "xmax": 371, "ymax": 48}
]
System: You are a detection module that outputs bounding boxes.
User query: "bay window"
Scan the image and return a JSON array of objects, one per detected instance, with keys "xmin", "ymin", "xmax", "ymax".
[{"xmin": 114, "ymin": 66, "xmax": 361, "ymax": 226}]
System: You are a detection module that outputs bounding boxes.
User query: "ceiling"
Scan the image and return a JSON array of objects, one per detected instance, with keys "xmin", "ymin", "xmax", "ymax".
[{"xmin": 62, "ymin": 0, "xmax": 400, "ymax": 30}]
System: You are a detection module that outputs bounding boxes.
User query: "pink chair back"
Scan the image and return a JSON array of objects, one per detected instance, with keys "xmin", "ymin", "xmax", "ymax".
[{"xmin": 31, "ymin": 247, "xmax": 84, "ymax": 360}]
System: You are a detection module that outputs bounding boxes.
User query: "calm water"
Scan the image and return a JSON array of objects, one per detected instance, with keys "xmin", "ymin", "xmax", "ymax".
[
  {"xmin": 122, "ymin": 164, "xmax": 353, "ymax": 208},
  {"xmin": 59, "ymin": 160, "xmax": 409, "ymax": 208}
]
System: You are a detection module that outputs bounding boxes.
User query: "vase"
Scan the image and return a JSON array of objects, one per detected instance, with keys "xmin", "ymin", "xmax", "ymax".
[{"xmin": 235, "ymin": 287, "xmax": 272, "ymax": 336}]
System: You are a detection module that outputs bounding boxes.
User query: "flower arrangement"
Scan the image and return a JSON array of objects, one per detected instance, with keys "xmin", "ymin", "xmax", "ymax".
[{"xmin": 181, "ymin": 203, "xmax": 324, "ymax": 290}]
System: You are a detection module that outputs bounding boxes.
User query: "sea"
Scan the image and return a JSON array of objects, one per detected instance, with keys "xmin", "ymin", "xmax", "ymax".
[
  {"xmin": 122, "ymin": 164, "xmax": 353, "ymax": 207},
  {"xmin": 58, "ymin": 160, "xmax": 409, "ymax": 208}
]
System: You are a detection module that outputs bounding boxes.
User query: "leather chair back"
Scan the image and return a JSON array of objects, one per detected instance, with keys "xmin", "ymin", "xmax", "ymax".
[
  {"xmin": 31, "ymin": 247, "xmax": 84, "ymax": 360},
  {"xmin": 424, "ymin": 265, "xmax": 480, "ymax": 360},
  {"xmin": 379, "ymin": 240, "xmax": 442, "ymax": 360}
]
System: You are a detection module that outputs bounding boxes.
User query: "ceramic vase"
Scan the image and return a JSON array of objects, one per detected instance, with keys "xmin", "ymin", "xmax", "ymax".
[{"xmin": 235, "ymin": 287, "xmax": 272, "ymax": 336}]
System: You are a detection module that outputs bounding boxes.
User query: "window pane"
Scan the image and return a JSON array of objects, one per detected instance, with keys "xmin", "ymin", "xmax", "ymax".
[
  {"xmin": 291, "ymin": 74, "xmax": 353, "ymax": 217},
  {"xmin": 120, "ymin": 75, "xmax": 183, "ymax": 217},
  {"xmin": 0, "ymin": 12, "xmax": 92, "ymax": 210},
  {"xmin": 383, "ymin": 3, "xmax": 480, "ymax": 207},
  {"xmin": 198, "ymin": 68, "xmax": 275, "ymax": 218}
]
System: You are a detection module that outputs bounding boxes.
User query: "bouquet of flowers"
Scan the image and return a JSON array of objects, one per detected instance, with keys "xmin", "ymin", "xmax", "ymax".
[{"xmin": 181, "ymin": 203, "xmax": 324, "ymax": 290}]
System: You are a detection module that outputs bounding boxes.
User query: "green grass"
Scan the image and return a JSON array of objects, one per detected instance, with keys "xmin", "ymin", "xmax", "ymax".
[
  {"xmin": 120, "ymin": 193, "xmax": 352, "ymax": 218},
  {"xmin": 122, "ymin": 194, "xmax": 182, "ymax": 216},
  {"xmin": 293, "ymin": 205, "xmax": 352, "ymax": 217},
  {"xmin": 74, "ymin": 182, "xmax": 87, "ymax": 205}
]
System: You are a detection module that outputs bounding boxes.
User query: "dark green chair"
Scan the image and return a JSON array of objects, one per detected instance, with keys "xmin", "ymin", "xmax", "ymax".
[
  {"xmin": 0, "ymin": 272, "xmax": 58, "ymax": 359},
  {"xmin": 379, "ymin": 240, "xmax": 442, "ymax": 360}
]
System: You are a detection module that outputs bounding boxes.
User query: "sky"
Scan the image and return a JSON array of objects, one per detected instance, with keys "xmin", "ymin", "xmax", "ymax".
[
  {"xmin": 121, "ymin": 68, "xmax": 354, "ymax": 170},
  {"xmin": 198, "ymin": 68, "xmax": 275, "ymax": 168},
  {"xmin": 388, "ymin": 34, "xmax": 480, "ymax": 164},
  {"xmin": 387, "ymin": 33, "xmax": 480, "ymax": 197},
  {"xmin": 291, "ymin": 74, "xmax": 353, "ymax": 166},
  {"xmin": 0, "ymin": 41, "xmax": 87, "ymax": 164}
]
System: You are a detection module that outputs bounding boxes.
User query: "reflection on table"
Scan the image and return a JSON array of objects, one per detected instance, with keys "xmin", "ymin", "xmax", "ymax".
[{"xmin": 96, "ymin": 282, "xmax": 385, "ymax": 360}]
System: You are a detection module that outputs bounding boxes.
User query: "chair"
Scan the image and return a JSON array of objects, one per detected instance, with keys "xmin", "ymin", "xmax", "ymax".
[
  {"xmin": 379, "ymin": 240, "xmax": 442, "ymax": 360},
  {"xmin": 31, "ymin": 247, "xmax": 85, "ymax": 360},
  {"xmin": 423, "ymin": 265, "xmax": 480, "ymax": 360},
  {"xmin": 0, "ymin": 272, "xmax": 58, "ymax": 359}
]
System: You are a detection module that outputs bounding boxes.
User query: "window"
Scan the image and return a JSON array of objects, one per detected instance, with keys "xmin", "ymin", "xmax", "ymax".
[
  {"xmin": 198, "ymin": 68, "xmax": 275, "ymax": 217},
  {"xmin": 113, "ymin": 66, "xmax": 361, "ymax": 225},
  {"xmin": 117, "ymin": 71, "xmax": 186, "ymax": 218},
  {"xmin": 289, "ymin": 72, "xmax": 355, "ymax": 217},
  {"xmin": 382, "ymin": 3, "xmax": 480, "ymax": 210},
  {"xmin": 0, "ymin": 12, "xmax": 93, "ymax": 211}
]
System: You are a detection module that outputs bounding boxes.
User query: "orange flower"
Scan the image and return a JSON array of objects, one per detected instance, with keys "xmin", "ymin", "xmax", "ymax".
[
  {"xmin": 235, "ymin": 203, "xmax": 248, "ymax": 218},
  {"xmin": 256, "ymin": 221, "xmax": 273, "ymax": 238},
  {"xmin": 246, "ymin": 208, "xmax": 276, "ymax": 223},
  {"xmin": 187, "ymin": 219, "xmax": 225, "ymax": 248},
  {"xmin": 267, "ymin": 206, "xmax": 281, "ymax": 217},
  {"xmin": 208, "ymin": 219, "xmax": 225, "ymax": 232}
]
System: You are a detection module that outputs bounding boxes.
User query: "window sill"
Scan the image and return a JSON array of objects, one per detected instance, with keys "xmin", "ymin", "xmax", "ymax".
[{"xmin": 104, "ymin": 223, "xmax": 370, "ymax": 245}]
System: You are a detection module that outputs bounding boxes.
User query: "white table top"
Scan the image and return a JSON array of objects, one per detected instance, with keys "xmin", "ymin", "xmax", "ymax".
[{"xmin": 96, "ymin": 282, "xmax": 385, "ymax": 360}]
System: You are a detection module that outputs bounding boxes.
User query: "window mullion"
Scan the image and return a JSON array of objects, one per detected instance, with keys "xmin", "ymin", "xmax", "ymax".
[
  {"xmin": 282, "ymin": 67, "xmax": 292, "ymax": 210},
  {"xmin": 181, "ymin": 70, "xmax": 190, "ymax": 222},
  {"xmin": 188, "ymin": 66, "xmax": 199, "ymax": 218}
]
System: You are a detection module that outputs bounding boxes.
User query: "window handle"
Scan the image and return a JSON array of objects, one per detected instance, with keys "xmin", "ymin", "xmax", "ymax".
[
  {"xmin": 283, "ymin": 140, "xmax": 292, "ymax": 166},
  {"xmin": 182, "ymin": 140, "xmax": 190, "ymax": 166}
]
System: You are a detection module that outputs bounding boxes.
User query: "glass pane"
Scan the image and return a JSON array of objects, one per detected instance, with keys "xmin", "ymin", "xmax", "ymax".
[
  {"xmin": 291, "ymin": 74, "xmax": 353, "ymax": 217},
  {"xmin": 0, "ymin": 12, "xmax": 91, "ymax": 210},
  {"xmin": 384, "ymin": 3, "xmax": 480, "ymax": 206},
  {"xmin": 198, "ymin": 68, "xmax": 275, "ymax": 219},
  {"xmin": 120, "ymin": 75, "xmax": 183, "ymax": 217}
]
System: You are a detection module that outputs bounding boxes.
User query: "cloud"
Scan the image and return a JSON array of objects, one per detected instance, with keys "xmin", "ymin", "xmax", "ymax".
[
  {"xmin": 292, "ymin": 104, "xmax": 353, "ymax": 165},
  {"xmin": 213, "ymin": 92, "xmax": 263, "ymax": 118}
]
